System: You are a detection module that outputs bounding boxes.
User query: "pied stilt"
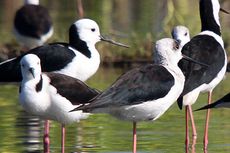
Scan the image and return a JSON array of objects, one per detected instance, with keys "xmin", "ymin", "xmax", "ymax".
[
  {"xmin": 172, "ymin": 25, "xmax": 198, "ymax": 148},
  {"xmin": 19, "ymin": 54, "xmax": 100, "ymax": 153},
  {"xmin": 177, "ymin": 0, "xmax": 229, "ymax": 150},
  {"xmin": 13, "ymin": 0, "xmax": 53, "ymax": 50},
  {"xmin": 1, "ymin": 18, "xmax": 129, "ymax": 82},
  {"xmin": 72, "ymin": 38, "xmax": 207, "ymax": 153}
]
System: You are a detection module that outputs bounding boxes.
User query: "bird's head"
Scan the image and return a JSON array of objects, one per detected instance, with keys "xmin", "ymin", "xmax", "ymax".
[
  {"xmin": 171, "ymin": 25, "xmax": 190, "ymax": 47},
  {"xmin": 20, "ymin": 54, "xmax": 41, "ymax": 80}
]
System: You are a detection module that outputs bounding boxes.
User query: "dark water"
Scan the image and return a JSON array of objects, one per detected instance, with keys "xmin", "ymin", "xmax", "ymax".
[{"xmin": 0, "ymin": 0, "xmax": 229, "ymax": 153}]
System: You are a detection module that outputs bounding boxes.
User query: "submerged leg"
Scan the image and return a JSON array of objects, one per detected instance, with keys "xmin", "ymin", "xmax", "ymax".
[
  {"xmin": 185, "ymin": 106, "xmax": 189, "ymax": 153},
  {"xmin": 43, "ymin": 120, "xmax": 50, "ymax": 153},
  {"xmin": 133, "ymin": 122, "xmax": 137, "ymax": 153},
  {"xmin": 203, "ymin": 91, "xmax": 212, "ymax": 151},
  {"xmin": 61, "ymin": 124, "xmax": 65, "ymax": 153},
  {"xmin": 188, "ymin": 105, "xmax": 197, "ymax": 152}
]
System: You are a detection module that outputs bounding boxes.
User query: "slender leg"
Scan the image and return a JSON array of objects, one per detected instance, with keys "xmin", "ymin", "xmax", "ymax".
[
  {"xmin": 43, "ymin": 120, "xmax": 50, "ymax": 153},
  {"xmin": 185, "ymin": 106, "xmax": 189, "ymax": 153},
  {"xmin": 61, "ymin": 124, "xmax": 65, "ymax": 153},
  {"xmin": 188, "ymin": 105, "xmax": 197, "ymax": 152},
  {"xmin": 203, "ymin": 91, "xmax": 212, "ymax": 151},
  {"xmin": 133, "ymin": 122, "xmax": 137, "ymax": 153}
]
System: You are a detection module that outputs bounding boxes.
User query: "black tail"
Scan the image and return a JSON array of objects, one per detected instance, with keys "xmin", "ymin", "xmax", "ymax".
[
  {"xmin": 177, "ymin": 96, "xmax": 183, "ymax": 110},
  {"xmin": 194, "ymin": 102, "xmax": 218, "ymax": 111},
  {"xmin": 195, "ymin": 93, "xmax": 230, "ymax": 111},
  {"xmin": 0, "ymin": 57, "xmax": 23, "ymax": 82}
]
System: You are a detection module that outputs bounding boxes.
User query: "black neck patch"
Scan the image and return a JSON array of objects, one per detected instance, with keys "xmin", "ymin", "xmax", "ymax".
[
  {"xmin": 36, "ymin": 75, "xmax": 43, "ymax": 92},
  {"xmin": 200, "ymin": 0, "xmax": 221, "ymax": 36},
  {"xmin": 69, "ymin": 24, "xmax": 91, "ymax": 58}
]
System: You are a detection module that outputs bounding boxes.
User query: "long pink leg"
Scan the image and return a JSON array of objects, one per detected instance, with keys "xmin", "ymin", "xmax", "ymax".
[
  {"xmin": 133, "ymin": 122, "xmax": 137, "ymax": 153},
  {"xmin": 203, "ymin": 91, "xmax": 212, "ymax": 151},
  {"xmin": 43, "ymin": 120, "xmax": 50, "ymax": 153},
  {"xmin": 61, "ymin": 124, "xmax": 65, "ymax": 153},
  {"xmin": 185, "ymin": 106, "xmax": 189, "ymax": 153},
  {"xmin": 188, "ymin": 105, "xmax": 197, "ymax": 140},
  {"xmin": 188, "ymin": 105, "xmax": 197, "ymax": 152}
]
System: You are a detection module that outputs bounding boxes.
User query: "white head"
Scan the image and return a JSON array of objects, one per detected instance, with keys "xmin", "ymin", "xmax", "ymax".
[
  {"xmin": 24, "ymin": 0, "xmax": 39, "ymax": 5},
  {"xmin": 154, "ymin": 38, "xmax": 208, "ymax": 68},
  {"xmin": 69, "ymin": 18, "xmax": 129, "ymax": 48},
  {"xmin": 171, "ymin": 25, "xmax": 190, "ymax": 47},
  {"xmin": 20, "ymin": 54, "xmax": 41, "ymax": 80},
  {"xmin": 72, "ymin": 18, "xmax": 101, "ymax": 45},
  {"xmin": 154, "ymin": 38, "xmax": 182, "ymax": 66}
]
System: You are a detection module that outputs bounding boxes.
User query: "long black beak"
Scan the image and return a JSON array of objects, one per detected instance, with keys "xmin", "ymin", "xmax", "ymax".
[
  {"xmin": 220, "ymin": 8, "xmax": 230, "ymax": 14},
  {"xmin": 100, "ymin": 35, "xmax": 130, "ymax": 48},
  {"xmin": 182, "ymin": 55, "xmax": 209, "ymax": 67},
  {"xmin": 29, "ymin": 68, "xmax": 35, "ymax": 78}
]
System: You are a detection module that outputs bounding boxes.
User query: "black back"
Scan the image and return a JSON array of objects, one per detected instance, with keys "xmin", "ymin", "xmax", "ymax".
[
  {"xmin": 77, "ymin": 64, "xmax": 175, "ymax": 111},
  {"xmin": 14, "ymin": 4, "xmax": 52, "ymax": 38},
  {"xmin": 47, "ymin": 73, "xmax": 100, "ymax": 105},
  {"xmin": 0, "ymin": 43, "xmax": 75, "ymax": 82},
  {"xmin": 178, "ymin": 35, "xmax": 225, "ymax": 96}
]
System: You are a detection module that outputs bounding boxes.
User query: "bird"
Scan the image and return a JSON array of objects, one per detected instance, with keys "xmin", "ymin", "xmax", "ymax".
[
  {"xmin": 13, "ymin": 0, "xmax": 53, "ymax": 50},
  {"xmin": 196, "ymin": 93, "xmax": 230, "ymax": 110},
  {"xmin": 172, "ymin": 26, "xmax": 198, "ymax": 147},
  {"xmin": 3, "ymin": 18, "xmax": 129, "ymax": 152},
  {"xmin": 1, "ymin": 18, "xmax": 129, "ymax": 83},
  {"xmin": 172, "ymin": 25, "xmax": 198, "ymax": 149},
  {"xmin": 71, "ymin": 38, "xmax": 207, "ymax": 153},
  {"xmin": 177, "ymin": 0, "xmax": 229, "ymax": 150},
  {"xmin": 19, "ymin": 54, "xmax": 100, "ymax": 153},
  {"xmin": 171, "ymin": 25, "xmax": 190, "ymax": 47}
]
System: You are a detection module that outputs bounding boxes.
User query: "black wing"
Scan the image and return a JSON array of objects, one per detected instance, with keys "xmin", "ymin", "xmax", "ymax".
[
  {"xmin": 78, "ymin": 64, "xmax": 175, "ymax": 111},
  {"xmin": 0, "ymin": 43, "xmax": 75, "ymax": 82},
  {"xmin": 178, "ymin": 35, "xmax": 225, "ymax": 96},
  {"xmin": 47, "ymin": 72, "xmax": 100, "ymax": 105},
  {"xmin": 14, "ymin": 4, "xmax": 52, "ymax": 38}
]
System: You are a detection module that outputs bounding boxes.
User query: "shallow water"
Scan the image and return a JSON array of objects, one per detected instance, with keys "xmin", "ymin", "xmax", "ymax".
[{"xmin": 0, "ymin": 67, "xmax": 229, "ymax": 153}]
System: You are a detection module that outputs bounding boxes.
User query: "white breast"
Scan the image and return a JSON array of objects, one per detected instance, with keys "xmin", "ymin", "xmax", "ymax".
[{"xmin": 56, "ymin": 46, "xmax": 100, "ymax": 82}]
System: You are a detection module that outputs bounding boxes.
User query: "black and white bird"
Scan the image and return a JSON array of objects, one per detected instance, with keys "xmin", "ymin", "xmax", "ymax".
[
  {"xmin": 13, "ymin": 0, "xmax": 53, "ymax": 50},
  {"xmin": 171, "ymin": 25, "xmax": 190, "ymax": 47},
  {"xmin": 1, "ymin": 18, "xmax": 128, "ymax": 82},
  {"xmin": 177, "ymin": 0, "xmax": 229, "ymax": 150},
  {"xmin": 72, "ymin": 38, "xmax": 206, "ymax": 153},
  {"xmin": 196, "ymin": 93, "xmax": 230, "ymax": 110},
  {"xmin": 19, "ymin": 54, "xmax": 100, "ymax": 153},
  {"xmin": 172, "ymin": 25, "xmax": 199, "ymax": 148}
]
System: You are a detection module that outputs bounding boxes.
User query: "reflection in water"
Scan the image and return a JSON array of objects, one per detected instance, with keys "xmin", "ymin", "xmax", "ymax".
[
  {"xmin": 0, "ymin": 69, "xmax": 229, "ymax": 153},
  {"xmin": 15, "ymin": 110, "xmax": 42, "ymax": 153}
]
